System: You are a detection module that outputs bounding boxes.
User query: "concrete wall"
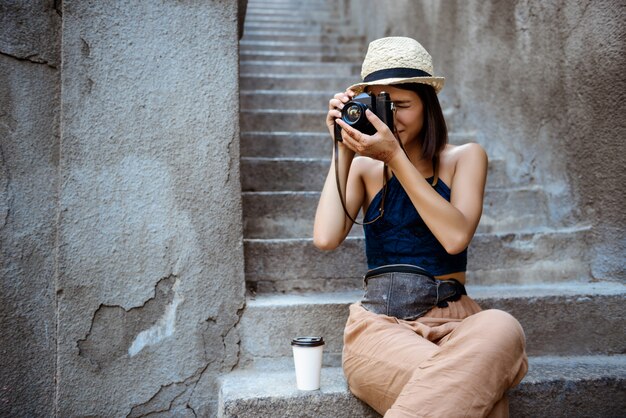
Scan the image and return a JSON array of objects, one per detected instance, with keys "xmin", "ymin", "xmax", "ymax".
[
  {"xmin": 0, "ymin": 1, "xmax": 61, "ymax": 416},
  {"xmin": 343, "ymin": 0, "xmax": 625, "ymax": 281},
  {"xmin": 57, "ymin": 1, "xmax": 244, "ymax": 416},
  {"xmin": 2, "ymin": 0, "xmax": 245, "ymax": 416}
]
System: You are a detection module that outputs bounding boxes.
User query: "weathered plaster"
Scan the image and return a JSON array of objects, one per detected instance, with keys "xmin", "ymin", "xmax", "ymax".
[
  {"xmin": 57, "ymin": 1, "xmax": 244, "ymax": 416},
  {"xmin": 0, "ymin": 1, "xmax": 61, "ymax": 416},
  {"xmin": 0, "ymin": 0, "xmax": 60, "ymax": 67},
  {"xmin": 77, "ymin": 275, "xmax": 182, "ymax": 368}
]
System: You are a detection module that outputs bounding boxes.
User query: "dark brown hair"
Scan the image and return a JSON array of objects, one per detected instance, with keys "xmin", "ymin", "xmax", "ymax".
[{"xmin": 395, "ymin": 83, "xmax": 448, "ymax": 162}]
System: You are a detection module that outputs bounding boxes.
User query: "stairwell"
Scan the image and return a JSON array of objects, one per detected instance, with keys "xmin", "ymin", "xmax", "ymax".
[{"xmin": 219, "ymin": 0, "xmax": 626, "ymax": 416}]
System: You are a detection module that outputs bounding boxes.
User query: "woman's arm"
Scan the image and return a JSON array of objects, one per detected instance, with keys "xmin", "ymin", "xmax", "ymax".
[
  {"xmin": 387, "ymin": 143, "xmax": 487, "ymax": 254},
  {"xmin": 337, "ymin": 110, "xmax": 488, "ymax": 254},
  {"xmin": 313, "ymin": 146, "xmax": 364, "ymax": 250},
  {"xmin": 313, "ymin": 90, "xmax": 366, "ymax": 250}
]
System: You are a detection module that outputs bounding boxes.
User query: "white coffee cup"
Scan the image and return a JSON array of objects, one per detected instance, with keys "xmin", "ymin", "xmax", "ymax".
[{"xmin": 291, "ymin": 336, "xmax": 325, "ymax": 390}]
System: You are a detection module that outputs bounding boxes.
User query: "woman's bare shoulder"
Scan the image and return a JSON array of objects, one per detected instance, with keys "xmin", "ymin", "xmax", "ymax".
[
  {"xmin": 441, "ymin": 143, "xmax": 487, "ymax": 170},
  {"xmin": 351, "ymin": 155, "xmax": 384, "ymax": 176},
  {"xmin": 442, "ymin": 142, "xmax": 487, "ymax": 160},
  {"xmin": 438, "ymin": 143, "xmax": 487, "ymax": 187}
]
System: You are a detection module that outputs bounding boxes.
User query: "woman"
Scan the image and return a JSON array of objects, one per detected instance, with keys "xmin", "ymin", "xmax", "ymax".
[{"xmin": 313, "ymin": 37, "xmax": 528, "ymax": 417}]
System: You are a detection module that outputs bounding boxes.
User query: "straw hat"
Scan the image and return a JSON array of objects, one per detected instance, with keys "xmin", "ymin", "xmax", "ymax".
[{"xmin": 348, "ymin": 37, "xmax": 445, "ymax": 94}]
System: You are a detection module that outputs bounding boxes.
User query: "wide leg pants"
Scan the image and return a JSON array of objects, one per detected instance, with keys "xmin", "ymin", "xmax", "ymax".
[{"xmin": 342, "ymin": 296, "xmax": 528, "ymax": 418}]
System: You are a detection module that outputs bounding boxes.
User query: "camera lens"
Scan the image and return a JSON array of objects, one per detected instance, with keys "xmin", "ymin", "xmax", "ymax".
[
  {"xmin": 340, "ymin": 98, "xmax": 375, "ymax": 134},
  {"xmin": 344, "ymin": 104, "xmax": 362, "ymax": 123}
]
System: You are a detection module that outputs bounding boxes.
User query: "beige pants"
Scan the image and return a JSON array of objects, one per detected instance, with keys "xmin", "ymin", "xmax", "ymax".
[{"xmin": 342, "ymin": 296, "xmax": 528, "ymax": 418}]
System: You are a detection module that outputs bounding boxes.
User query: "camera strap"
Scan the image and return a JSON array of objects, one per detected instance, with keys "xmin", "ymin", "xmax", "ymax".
[
  {"xmin": 334, "ymin": 127, "xmax": 388, "ymax": 225},
  {"xmin": 332, "ymin": 123, "xmax": 438, "ymax": 226}
]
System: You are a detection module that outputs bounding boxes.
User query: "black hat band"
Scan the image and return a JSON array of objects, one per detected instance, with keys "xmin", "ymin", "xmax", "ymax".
[{"xmin": 363, "ymin": 67, "xmax": 432, "ymax": 82}]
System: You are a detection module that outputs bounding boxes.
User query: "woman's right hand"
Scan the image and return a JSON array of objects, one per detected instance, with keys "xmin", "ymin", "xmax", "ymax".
[
  {"xmin": 314, "ymin": 89, "xmax": 362, "ymax": 250},
  {"xmin": 326, "ymin": 89, "xmax": 355, "ymax": 139}
]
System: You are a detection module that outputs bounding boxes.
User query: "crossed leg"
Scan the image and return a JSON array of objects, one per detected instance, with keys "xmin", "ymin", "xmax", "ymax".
[
  {"xmin": 343, "ymin": 304, "xmax": 528, "ymax": 418},
  {"xmin": 384, "ymin": 309, "xmax": 528, "ymax": 418}
]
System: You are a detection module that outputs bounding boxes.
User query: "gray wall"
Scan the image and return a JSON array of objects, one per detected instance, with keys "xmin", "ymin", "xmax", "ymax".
[
  {"xmin": 2, "ymin": 0, "xmax": 245, "ymax": 416},
  {"xmin": 344, "ymin": 0, "xmax": 625, "ymax": 281},
  {"xmin": 0, "ymin": 1, "xmax": 61, "ymax": 416}
]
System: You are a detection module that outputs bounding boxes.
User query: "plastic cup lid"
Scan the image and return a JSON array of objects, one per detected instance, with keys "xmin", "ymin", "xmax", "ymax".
[{"xmin": 291, "ymin": 336, "xmax": 325, "ymax": 347}]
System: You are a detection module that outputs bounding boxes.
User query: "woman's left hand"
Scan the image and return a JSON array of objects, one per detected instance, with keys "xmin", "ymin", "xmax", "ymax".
[{"xmin": 335, "ymin": 109, "xmax": 401, "ymax": 164}]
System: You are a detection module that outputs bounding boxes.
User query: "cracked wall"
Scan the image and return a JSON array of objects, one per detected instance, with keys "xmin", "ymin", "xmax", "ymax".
[
  {"xmin": 344, "ymin": 0, "xmax": 625, "ymax": 280},
  {"xmin": 0, "ymin": 0, "xmax": 61, "ymax": 416},
  {"xmin": 56, "ymin": 1, "xmax": 244, "ymax": 417},
  {"xmin": 77, "ymin": 275, "xmax": 181, "ymax": 369}
]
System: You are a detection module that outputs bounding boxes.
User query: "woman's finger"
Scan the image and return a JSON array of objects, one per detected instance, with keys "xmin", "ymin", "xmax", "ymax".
[
  {"xmin": 364, "ymin": 109, "xmax": 391, "ymax": 134},
  {"xmin": 329, "ymin": 109, "xmax": 341, "ymax": 119},
  {"xmin": 336, "ymin": 119, "xmax": 367, "ymax": 146},
  {"xmin": 340, "ymin": 129, "xmax": 361, "ymax": 153},
  {"xmin": 329, "ymin": 98, "xmax": 346, "ymax": 110},
  {"xmin": 333, "ymin": 92, "xmax": 351, "ymax": 103}
]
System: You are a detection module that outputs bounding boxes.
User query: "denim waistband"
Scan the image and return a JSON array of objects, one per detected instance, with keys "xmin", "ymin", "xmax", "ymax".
[{"xmin": 361, "ymin": 264, "xmax": 467, "ymax": 320}]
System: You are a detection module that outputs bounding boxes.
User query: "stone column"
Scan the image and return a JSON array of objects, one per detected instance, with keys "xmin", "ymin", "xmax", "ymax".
[
  {"xmin": 0, "ymin": 1, "xmax": 61, "ymax": 416},
  {"xmin": 58, "ymin": 1, "xmax": 244, "ymax": 416}
]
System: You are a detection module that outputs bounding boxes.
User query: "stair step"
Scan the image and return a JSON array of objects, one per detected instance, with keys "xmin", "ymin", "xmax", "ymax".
[
  {"xmin": 241, "ymin": 132, "xmax": 331, "ymax": 158},
  {"xmin": 242, "ymin": 191, "xmax": 363, "ymax": 239},
  {"xmin": 246, "ymin": 8, "xmax": 334, "ymax": 14},
  {"xmin": 218, "ymin": 355, "xmax": 626, "ymax": 418},
  {"xmin": 240, "ymin": 109, "xmax": 328, "ymax": 133},
  {"xmin": 240, "ymin": 157, "xmax": 509, "ymax": 192},
  {"xmin": 241, "ymin": 157, "xmax": 328, "ymax": 192},
  {"xmin": 238, "ymin": 282, "xmax": 626, "ymax": 364},
  {"xmin": 240, "ymin": 49, "xmax": 363, "ymax": 62},
  {"xmin": 247, "ymin": 0, "xmax": 330, "ymax": 3},
  {"xmin": 247, "ymin": 4, "xmax": 332, "ymax": 9},
  {"xmin": 240, "ymin": 131, "xmax": 476, "ymax": 158},
  {"xmin": 244, "ymin": 16, "xmax": 339, "ymax": 26},
  {"xmin": 240, "ymin": 108, "xmax": 472, "ymax": 146},
  {"xmin": 243, "ymin": 15, "xmax": 342, "ymax": 24},
  {"xmin": 240, "ymin": 61, "xmax": 361, "ymax": 76},
  {"xmin": 240, "ymin": 41, "xmax": 359, "ymax": 55},
  {"xmin": 243, "ymin": 22, "xmax": 325, "ymax": 31},
  {"xmin": 240, "ymin": 90, "xmax": 337, "ymax": 111},
  {"xmin": 244, "ymin": 228, "xmax": 592, "ymax": 293},
  {"xmin": 480, "ymin": 186, "xmax": 551, "ymax": 233},
  {"xmin": 242, "ymin": 22, "xmax": 349, "ymax": 34},
  {"xmin": 242, "ymin": 187, "xmax": 550, "ymax": 238},
  {"xmin": 242, "ymin": 32, "xmax": 365, "ymax": 44},
  {"xmin": 241, "ymin": 74, "xmax": 357, "ymax": 90},
  {"xmin": 247, "ymin": 0, "xmax": 329, "ymax": 3},
  {"xmin": 244, "ymin": 20, "xmax": 344, "ymax": 32},
  {"xmin": 218, "ymin": 366, "xmax": 378, "ymax": 417}
]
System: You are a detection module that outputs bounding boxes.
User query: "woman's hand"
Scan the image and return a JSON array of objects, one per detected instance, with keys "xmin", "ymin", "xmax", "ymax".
[
  {"xmin": 326, "ymin": 89, "xmax": 355, "ymax": 140},
  {"xmin": 336, "ymin": 109, "xmax": 402, "ymax": 164}
]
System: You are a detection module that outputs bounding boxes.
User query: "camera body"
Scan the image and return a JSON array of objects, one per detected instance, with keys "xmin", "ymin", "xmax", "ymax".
[{"xmin": 336, "ymin": 92, "xmax": 395, "ymax": 140}]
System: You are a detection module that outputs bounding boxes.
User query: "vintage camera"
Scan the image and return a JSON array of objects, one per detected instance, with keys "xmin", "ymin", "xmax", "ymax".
[{"xmin": 335, "ymin": 92, "xmax": 395, "ymax": 141}]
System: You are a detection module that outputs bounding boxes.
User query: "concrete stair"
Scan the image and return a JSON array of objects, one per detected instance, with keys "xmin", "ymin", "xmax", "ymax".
[
  {"xmin": 239, "ymin": 131, "xmax": 478, "ymax": 158},
  {"xmin": 222, "ymin": 0, "xmax": 626, "ymax": 416},
  {"xmin": 243, "ymin": 229, "xmax": 593, "ymax": 292},
  {"xmin": 240, "ymin": 61, "xmax": 362, "ymax": 75},
  {"xmin": 219, "ymin": 356, "xmax": 626, "ymax": 418},
  {"xmin": 237, "ymin": 283, "xmax": 626, "ymax": 366},
  {"xmin": 240, "ymin": 157, "xmax": 509, "ymax": 191},
  {"xmin": 242, "ymin": 187, "xmax": 551, "ymax": 237}
]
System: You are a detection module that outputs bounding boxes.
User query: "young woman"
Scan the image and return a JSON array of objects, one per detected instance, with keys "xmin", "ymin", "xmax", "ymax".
[{"xmin": 313, "ymin": 37, "xmax": 528, "ymax": 418}]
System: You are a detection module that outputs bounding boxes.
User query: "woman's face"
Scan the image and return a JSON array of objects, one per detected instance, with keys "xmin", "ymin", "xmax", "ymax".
[{"xmin": 367, "ymin": 85, "xmax": 424, "ymax": 146}]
